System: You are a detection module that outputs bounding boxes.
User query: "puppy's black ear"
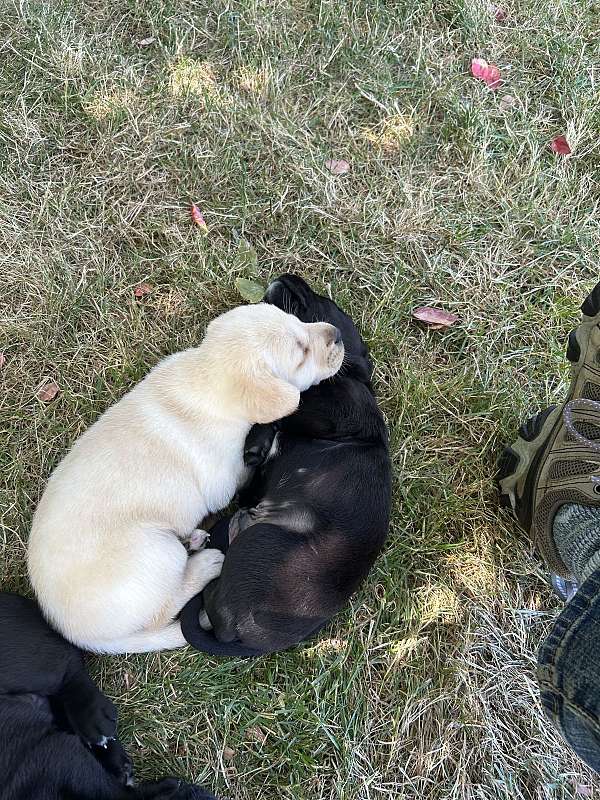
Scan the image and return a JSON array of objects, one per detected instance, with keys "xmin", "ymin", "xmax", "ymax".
[{"xmin": 265, "ymin": 274, "xmax": 312, "ymax": 313}]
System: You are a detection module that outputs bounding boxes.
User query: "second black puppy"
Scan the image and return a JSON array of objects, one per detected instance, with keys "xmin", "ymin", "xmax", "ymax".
[
  {"xmin": 0, "ymin": 593, "xmax": 218, "ymax": 800},
  {"xmin": 181, "ymin": 275, "xmax": 391, "ymax": 655}
]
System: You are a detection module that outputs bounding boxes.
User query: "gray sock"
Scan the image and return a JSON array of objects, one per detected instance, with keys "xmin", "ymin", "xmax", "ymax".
[{"xmin": 553, "ymin": 503, "xmax": 600, "ymax": 584}]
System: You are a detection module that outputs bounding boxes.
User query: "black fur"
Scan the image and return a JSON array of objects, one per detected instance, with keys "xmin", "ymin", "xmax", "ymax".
[
  {"xmin": 0, "ymin": 592, "xmax": 218, "ymax": 800},
  {"xmin": 180, "ymin": 275, "xmax": 391, "ymax": 656}
]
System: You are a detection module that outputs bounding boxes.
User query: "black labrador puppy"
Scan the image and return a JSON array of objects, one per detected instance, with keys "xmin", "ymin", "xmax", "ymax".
[
  {"xmin": 180, "ymin": 275, "xmax": 391, "ymax": 656},
  {"xmin": 0, "ymin": 592, "xmax": 218, "ymax": 800}
]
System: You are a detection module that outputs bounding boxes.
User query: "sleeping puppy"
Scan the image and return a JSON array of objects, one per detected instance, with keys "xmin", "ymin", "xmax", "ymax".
[
  {"xmin": 0, "ymin": 592, "xmax": 217, "ymax": 800},
  {"xmin": 28, "ymin": 303, "xmax": 344, "ymax": 654},
  {"xmin": 180, "ymin": 275, "xmax": 391, "ymax": 656}
]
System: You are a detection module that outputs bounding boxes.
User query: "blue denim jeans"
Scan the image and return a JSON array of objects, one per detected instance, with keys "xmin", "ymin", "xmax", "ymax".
[{"xmin": 538, "ymin": 567, "xmax": 600, "ymax": 772}]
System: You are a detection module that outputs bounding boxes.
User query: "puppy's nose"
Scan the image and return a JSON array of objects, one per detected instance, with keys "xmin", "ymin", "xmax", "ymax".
[{"xmin": 330, "ymin": 326, "xmax": 342, "ymax": 346}]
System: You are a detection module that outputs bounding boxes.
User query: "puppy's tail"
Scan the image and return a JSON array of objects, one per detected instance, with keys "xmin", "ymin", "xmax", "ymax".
[
  {"xmin": 86, "ymin": 622, "xmax": 188, "ymax": 655},
  {"xmin": 179, "ymin": 594, "xmax": 267, "ymax": 658}
]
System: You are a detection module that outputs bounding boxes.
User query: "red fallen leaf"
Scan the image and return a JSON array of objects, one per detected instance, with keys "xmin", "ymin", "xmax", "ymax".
[
  {"xmin": 325, "ymin": 159, "xmax": 350, "ymax": 176},
  {"xmin": 191, "ymin": 203, "xmax": 208, "ymax": 233},
  {"xmin": 471, "ymin": 58, "xmax": 502, "ymax": 90},
  {"xmin": 491, "ymin": 4, "xmax": 508, "ymax": 21},
  {"xmin": 412, "ymin": 306, "xmax": 459, "ymax": 328},
  {"xmin": 551, "ymin": 135, "xmax": 571, "ymax": 155},
  {"xmin": 470, "ymin": 58, "xmax": 486, "ymax": 78},
  {"xmin": 36, "ymin": 379, "xmax": 59, "ymax": 402},
  {"xmin": 133, "ymin": 282, "xmax": 153, "ymax": 298},
  {"xmin": 0, "ymin": 352, "xmax": 5, "ymax": 369}
]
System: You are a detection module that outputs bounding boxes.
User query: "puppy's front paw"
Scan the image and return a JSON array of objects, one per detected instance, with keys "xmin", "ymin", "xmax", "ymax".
[
  {"xmin": 63, "ymin": 684, "xmax": 118, "ymax": 746},
  {"xmin": 244, "ymin": 423, "xmax": 278, "ymax": 466}
]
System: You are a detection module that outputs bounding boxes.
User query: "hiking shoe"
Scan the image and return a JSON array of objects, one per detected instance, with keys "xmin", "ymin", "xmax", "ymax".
[{"xmin": 498, "ymin": 280, "xmax": 600, "ymax": 576}]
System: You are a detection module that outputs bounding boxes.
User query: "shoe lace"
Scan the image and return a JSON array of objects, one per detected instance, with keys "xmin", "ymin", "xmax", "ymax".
[{"xmin": 563, "ymin": 398, "xmax": 600, "ymax": 453}]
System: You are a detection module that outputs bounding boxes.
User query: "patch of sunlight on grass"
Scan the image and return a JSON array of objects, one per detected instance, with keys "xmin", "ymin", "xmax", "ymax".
[
  {"xmin": 303, "ymin": 637, "xmax": 347, "ymax": 656},
  {"xmin": 418, "ymin": 584, "xmax": 461, "ymax": 626},
  {"xmin": 234, "ymin": 65, "xmax": 270, "ymax": 96},
  {"xmin": 363, "ymin": 113, "xmax": 416, "ymax": 151},
  {"xmin": 390, "ymin": 635, "xmax": 424, "ymax": 660},
  {"xmin": 446, "ymin": 551, "xmax": 498, "ymax": 594},
  {"xmin": 83, "ymin": 87, "xmax": 136, "ymax": 120},
  {"xmin": 170, "ymin": 58, "xmax": 230, "ymax": 107}
]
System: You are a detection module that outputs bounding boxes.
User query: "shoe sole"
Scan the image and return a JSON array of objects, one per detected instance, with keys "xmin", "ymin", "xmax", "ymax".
[
  {"xmin": 498, "ymin": 280, "xmax": 600, "ymax": 529},
  {"xmin": 498, "ymin": 405, "xmax": 559, "ymax": 528}
]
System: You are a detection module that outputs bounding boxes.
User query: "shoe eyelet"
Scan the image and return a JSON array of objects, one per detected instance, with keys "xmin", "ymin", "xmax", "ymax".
[{"xmin": 593, "ymin": 484, "xmax": 600, "ymax": 496}]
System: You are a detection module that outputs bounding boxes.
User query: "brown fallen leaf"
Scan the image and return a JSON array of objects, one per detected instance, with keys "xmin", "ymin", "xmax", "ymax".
[
  {"xmin": 491, "ymin": 4, "xmax": 508, "ymax": 21},
  {"xmin": 325, "ymin": 158, "xmax": 350, "ymax": 176},
  {"xmin": 499, "ymin": 94, "xmax": 516, "ymax": 111},
  {"xmin": 223, "ymin": 747, "xmax": 235, "ymax": 761},
  {"xmin": 412, "ymin": 306, "xmax": 459, "ymax": 328},
  {"xmin": 244, "ymin": 725, "xmax": 267, "ymax": 744},
  {"xmin": 134, "ymin": 282, "xmax": 153, "ymax": 298},
  {"xmin": 0, "ymin": 352, "xmax": 5, "ymax": 369},
  {"xmin": 36, "ymin": 379, "xmax": 60, "ymax": 403}
]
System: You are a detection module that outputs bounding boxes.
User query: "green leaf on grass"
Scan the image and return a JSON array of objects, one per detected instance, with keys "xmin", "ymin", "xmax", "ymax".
[
  {"xmin": 235, "ymin": 238, "xmax": 258, "ymax": 271},
  {"xmin": 235, "ymin": 277, "xmax": 265, "ymax": 303}
]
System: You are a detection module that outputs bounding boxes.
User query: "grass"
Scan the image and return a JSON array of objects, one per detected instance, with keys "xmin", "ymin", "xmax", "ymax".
[{"xmin": 1, "ymin": 0, "xmax": 599, "ymax": 797}]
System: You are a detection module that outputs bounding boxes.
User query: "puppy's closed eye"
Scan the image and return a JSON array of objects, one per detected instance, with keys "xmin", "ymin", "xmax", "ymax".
[{"xmin": 296, "ymin": 340, "xmax": 309, "ymax": 362}]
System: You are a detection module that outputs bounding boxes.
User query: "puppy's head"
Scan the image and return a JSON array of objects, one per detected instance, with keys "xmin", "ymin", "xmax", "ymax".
[
  {"xmin": 203, "ymin": 303, "xmax": 344, "ymax": 423},
  {"xmin": 264, "ymin": 274, "xmax": 373, "ymax": 383}
]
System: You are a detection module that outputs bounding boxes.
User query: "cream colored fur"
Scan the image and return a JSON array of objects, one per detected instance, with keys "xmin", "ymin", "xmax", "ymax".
[{"xmin": 27, "ymin": 303, "xmax": 344, "ymax": 654}]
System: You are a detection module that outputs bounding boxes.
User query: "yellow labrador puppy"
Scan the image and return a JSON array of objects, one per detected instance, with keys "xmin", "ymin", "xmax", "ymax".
[{"xmin": 28, "ymin": 303, "xmax": 344, "ymax": 654}]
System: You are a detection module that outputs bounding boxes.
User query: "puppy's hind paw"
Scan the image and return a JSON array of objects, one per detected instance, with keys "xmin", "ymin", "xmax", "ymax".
[
  {"xmin": 198, "ymin": 609, "xmax": 213, "ymax": 630},
  {"xmin": 188, "ymin": 528, "xmax": 210, "ymax": 551},
  {"xmin": 193, "ymin": 547, "xmax": 225, "ymax": 587}
]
